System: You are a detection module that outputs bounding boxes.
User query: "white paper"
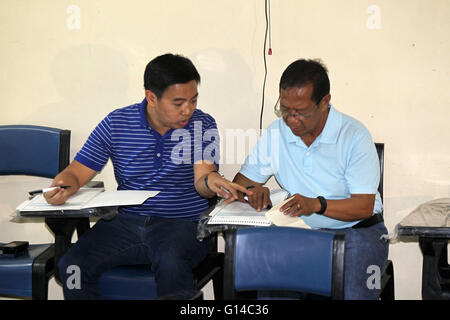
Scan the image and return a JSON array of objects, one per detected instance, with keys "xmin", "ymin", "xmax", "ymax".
[
  {"xmin": 265, "ymin": 197, "xmax": 311, "ymax": 229},
  {"xmin": 208, "ymin": 189, "xmax": 290, "ymax": 226},
  {"xmin": 16, "ymin": 188, "xmax": 159, "ymax": 212},
  {"xmin": 86, "ymin": 190, "xmax": 160, "ymax": 208}
]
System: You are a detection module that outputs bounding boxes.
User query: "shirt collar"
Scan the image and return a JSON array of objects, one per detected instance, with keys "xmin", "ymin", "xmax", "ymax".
[
  {"xmin": 319, "ymin": 104, "xmax": 342, "ymax": 144},
  {"xmin": 139, "ymin": 98, "xmax": 149, "ymax": 129},
  {"xmin": 138, "ymin": 97, "xmax": 176, "ymax": 138},
  {"xmin": 283, "ymin": 104, "xmax": 342, "ymax": 145}
]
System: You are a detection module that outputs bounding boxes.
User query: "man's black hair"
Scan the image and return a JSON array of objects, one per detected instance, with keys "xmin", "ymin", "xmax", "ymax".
[
  {"xmin": 279, "ymin": 59, "xmax": 330, "ymax": 104},
  {"xmin": 144, "ymin": 53, "xmax": 200, "ymax": 98}
]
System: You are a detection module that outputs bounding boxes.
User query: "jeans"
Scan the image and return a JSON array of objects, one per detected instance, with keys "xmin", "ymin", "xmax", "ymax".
[
  {"xmin": 323, "ymin": 221, "xmax": 389, "ymax": 300},
  {"xmin": 58, "ymin": 213, "xmax": 209, "ymax": 299}
]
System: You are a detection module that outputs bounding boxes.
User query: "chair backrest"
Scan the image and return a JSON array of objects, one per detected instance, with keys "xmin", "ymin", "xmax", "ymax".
[
  {"xmin": 375, "ymin": 142, "xmax": 384, "ymax": 201},
  {"xmin": 224, "ymin": 227, "xmax": 346, "ymax": 299},
  {"xmin": 0, "ymin": 125, "xmax": 70, "ymax": 178}
]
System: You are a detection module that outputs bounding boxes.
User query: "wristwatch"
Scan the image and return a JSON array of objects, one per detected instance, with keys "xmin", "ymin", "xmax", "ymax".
[{"xmin": 316, "ymin": 196, "xmax": 327, "ymax": 215}]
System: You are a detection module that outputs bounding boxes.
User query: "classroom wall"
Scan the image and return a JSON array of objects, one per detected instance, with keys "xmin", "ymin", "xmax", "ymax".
[{"xmin": 0, "ymin": 0, "xmax": 449, "ymax": 300}]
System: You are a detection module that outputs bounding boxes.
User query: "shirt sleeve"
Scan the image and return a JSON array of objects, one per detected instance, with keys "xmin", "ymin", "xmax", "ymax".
[
  {"xmin": 345, "ymin": 130, "xmax": 380, "ymax": 194},
  {"xmin": 239, "ymin": 126, "xmax": 275, "ymax": 184},
  {"xmin": 74, "ymin": 115, "xmax": 113, "ymax": 172}
]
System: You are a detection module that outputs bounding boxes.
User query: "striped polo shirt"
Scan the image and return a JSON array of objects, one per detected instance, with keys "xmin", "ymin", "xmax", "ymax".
[{"xmin": 74, "ymin": 98, "xmax": 220, "ymax": 221}]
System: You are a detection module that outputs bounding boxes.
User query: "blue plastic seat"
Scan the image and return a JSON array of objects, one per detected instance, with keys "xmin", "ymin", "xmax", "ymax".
[
  {"xmin": 224, "ymin": 227, "xmax": 346, "ymax": 300},
  {"xmin": 97, "ymin": 233, "xmax": 224, "ymax": 300},
  {"xmin": 0, "ymin": 243, "xmax": 55, "ymax": 299},
  {"xmin": 0, "ymin": 125, "xmax": 70, "ymax": 299}
]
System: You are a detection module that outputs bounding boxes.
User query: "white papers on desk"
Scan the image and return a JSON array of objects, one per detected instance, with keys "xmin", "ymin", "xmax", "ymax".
[
  {"xmin": 265, "ymin": 198, "xmax": 311, "ymax": 229},
  {"xmin": 208, "ymin": 201, "xmax": 272, "ymax": 226},
  {"xmin": 16, "ymin": 188, "xmax": 160, "ymax": 212},
  {"xmin": 208, "ymin": 189, "xmax": 309, "ymax": 228}
]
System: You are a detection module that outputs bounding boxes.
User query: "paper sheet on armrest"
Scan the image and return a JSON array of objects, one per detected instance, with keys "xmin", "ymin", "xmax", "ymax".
[{"xmin": 265, "ymin": 197, "xmax": 311, "ymax": 229}]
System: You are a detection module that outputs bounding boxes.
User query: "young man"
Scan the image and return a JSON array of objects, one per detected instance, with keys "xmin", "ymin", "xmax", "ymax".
[
  {"xmin": 233, "ymin": 59, "xmax": 389, "ymax": 299},
  {"xmin": 46, "ymin": 53, "xmax": 249, "ymax": 299}
]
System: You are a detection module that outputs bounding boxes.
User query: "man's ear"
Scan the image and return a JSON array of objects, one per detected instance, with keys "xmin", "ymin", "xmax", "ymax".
[
  {"xmin": 321, "ymin": 93, "xmax": 331, "ymax": 108},
  {"xmin": 145, "ymin": 90, "xmax": 158, "ymax": 107}
]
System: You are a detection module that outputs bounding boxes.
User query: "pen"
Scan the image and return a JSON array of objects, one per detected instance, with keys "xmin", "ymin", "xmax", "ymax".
[{"xmin": 28, "ymin": 186, "xmax": 71, "ymax": 196}]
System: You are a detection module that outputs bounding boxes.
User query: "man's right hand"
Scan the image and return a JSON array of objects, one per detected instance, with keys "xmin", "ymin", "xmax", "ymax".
[
  {"xmin": 239, "ymin": 185, "xmax": 272, "ymax": 212},
  {"xmin": 43, "ymin": 160, "xmax": 97, "ymax": 205},
  {"xmin": 43, "ymin": 181, "xmax": 72, "ymax": 205}
]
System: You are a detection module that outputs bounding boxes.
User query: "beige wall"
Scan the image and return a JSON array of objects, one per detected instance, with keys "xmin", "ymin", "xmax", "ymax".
[{"xmin": 1, "ymin": 0, "xmax": 449, "ymax": 300}]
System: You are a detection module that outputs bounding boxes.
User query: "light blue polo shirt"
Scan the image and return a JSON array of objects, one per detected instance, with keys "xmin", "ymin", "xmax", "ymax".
[{"xmin": 240, "ymin": 105, "xmax": 382, "ymax": 229}]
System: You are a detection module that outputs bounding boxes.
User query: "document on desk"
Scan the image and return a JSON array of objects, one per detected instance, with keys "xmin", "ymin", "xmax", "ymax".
[
  {"xmin": 265, "ymin": 198, "xmax": 311, "ymax": 229},
  {"xmin": 207, "ymin": 189, "xmax": 309, "ymax": 228},
  {"xmin": 16, "ymin": 188, "xmax": 160, "ymax": 212}
]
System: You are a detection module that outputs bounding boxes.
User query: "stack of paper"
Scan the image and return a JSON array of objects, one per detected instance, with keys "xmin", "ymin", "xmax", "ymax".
[{"xmin": 16, "ymin": 188, "xmax": 159, "ymax": 212}]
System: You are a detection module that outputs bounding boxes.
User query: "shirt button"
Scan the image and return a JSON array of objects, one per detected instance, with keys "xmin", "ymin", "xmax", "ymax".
[
  {"xmin": 156, "ymin": 153, "xmax": 161, "ymax": 157},
  {"xmin": 306, "ymin": 151, "xmax": 310, "ymax": 156}
]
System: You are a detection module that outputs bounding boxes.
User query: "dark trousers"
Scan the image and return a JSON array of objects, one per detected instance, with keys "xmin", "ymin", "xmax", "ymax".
[
  {"xmin": 323, "ymin": 222, "xmax": 389, "ymax": 300},
  {"xmin": 58, "ymin": 213, "xmax": 209, "ymax": 299}
]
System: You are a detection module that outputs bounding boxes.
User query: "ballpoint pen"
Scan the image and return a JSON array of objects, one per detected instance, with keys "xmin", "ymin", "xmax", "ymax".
[{"xmin": 28, "ymin": 185, "xmax": 71, "ymax": 196}]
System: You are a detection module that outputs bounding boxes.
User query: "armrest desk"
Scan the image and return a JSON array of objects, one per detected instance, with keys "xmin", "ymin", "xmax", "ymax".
[
  {"xmin": 16, "ymin": 182, "xmax": 119, "ymax": 283},
  {"xmin": 396, "ymin": 198, "xmax": 450, "ymax": 299}
]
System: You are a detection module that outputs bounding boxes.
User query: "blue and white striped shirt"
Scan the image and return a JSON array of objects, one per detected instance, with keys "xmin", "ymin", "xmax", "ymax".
[{"xmin": 75, "ymin": 98, "xmax": 220, "ymax": 221}]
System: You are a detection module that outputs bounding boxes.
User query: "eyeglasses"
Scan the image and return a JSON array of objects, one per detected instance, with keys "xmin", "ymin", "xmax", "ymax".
[{"xmin": 273, "ymin": 96, "xmax": 321, "ymax": 121}]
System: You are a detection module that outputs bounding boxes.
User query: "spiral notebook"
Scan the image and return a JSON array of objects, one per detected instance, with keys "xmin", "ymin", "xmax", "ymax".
[{"xmin": 207, "ymin": 189, "xmax": 290, "ymax": 226}]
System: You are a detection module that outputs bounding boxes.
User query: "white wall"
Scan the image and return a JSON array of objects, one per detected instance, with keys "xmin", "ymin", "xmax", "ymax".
[{"xmin": 0, "ymin": 0, "xmax": 449, "ymax": 300}]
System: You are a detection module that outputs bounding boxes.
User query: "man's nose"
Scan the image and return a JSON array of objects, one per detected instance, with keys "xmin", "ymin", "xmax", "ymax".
[{"xmin": 181, "ymin": 102, "xmax": 195, "ymax": 115}]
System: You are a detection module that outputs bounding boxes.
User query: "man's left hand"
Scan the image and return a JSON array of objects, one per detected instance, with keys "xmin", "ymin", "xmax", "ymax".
[{"xmin": 279, "ymin": 193, "xmax": 320, "ymax": 217}]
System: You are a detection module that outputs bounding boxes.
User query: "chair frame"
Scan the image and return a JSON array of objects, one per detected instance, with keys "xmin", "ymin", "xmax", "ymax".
[{"xmin": 375, "ymin": 142, "xmax": 395, "ymax": 300}]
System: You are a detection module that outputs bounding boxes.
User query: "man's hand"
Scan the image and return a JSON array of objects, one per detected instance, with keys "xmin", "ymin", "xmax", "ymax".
[
  {"xmin": 279, "ymin": 193, "xmax": 320, "ymax": 216},
  {"xmin": 43, "ymin": 160, "xmax": 96, "ymax": 206},
  {"xmin": 206, "ymin": 173, "xmax": 253, "ymax": 204},
  {"xmin": 240, "ymin": 185, "xmax": 272, "ymax": 212},
  {"xmin": 43, "ymin": 180, "xmax": 73, "ymax": 205}
]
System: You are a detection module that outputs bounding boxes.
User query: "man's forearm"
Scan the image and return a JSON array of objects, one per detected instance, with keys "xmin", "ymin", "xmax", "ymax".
[
  {"xmin": 314, "ymin": 195, "xmax": 375, "ymax": 221},
  {"xmin": 52, "ymin": 169, "xmax": 82, "ymax": 196}
]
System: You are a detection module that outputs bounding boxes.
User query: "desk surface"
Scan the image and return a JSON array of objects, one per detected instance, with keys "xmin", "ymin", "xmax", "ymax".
[
  {"xmin": 396, "ymin": 198, "xmax": 450, "ymax": 238},
  {"xmin": 14, "ymin": 181, "xmax": 118, "ymax": 220}
]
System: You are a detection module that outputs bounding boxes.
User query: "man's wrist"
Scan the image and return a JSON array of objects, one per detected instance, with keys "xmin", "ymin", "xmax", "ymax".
[{"xmin": 204, "ymin": 170, "xmax": 221, "ymax": 191}]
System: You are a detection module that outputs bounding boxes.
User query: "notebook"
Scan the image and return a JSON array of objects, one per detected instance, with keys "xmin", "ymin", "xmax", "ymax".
[{"xmin": 207, "ymin": 189, "xmax": 310, "ymax": 228}]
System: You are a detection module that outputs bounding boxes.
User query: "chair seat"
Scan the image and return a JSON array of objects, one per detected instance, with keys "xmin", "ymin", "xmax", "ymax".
[
  {"xmin": 0, "ymin": 244, "xmax": 54, "ymax": 298},
  {"xmin": 98, "ymin": 251, "xmax": 224, "ymax": 300},
  {"xmin": 98, "ymin": 265, "xmax": 158, "ymax": 300}
]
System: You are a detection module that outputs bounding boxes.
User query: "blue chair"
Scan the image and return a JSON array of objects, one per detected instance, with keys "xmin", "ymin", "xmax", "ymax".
[
  {"xmin": 96, "ymin": 198, "xmax": 224, "ymax": 300},
  {"xmin": 223, "ymin": 227, "xmax": 346, "ymax": 300},
  {"xmin": 97, "ymin": 237, "xmax": 223, "ymax": 300},
  {"xmin": 0, "ymin": 125, "xmax": 70, "ymax": 299}
]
